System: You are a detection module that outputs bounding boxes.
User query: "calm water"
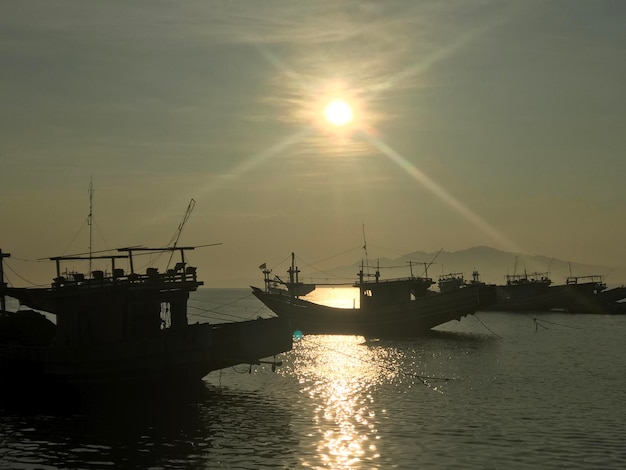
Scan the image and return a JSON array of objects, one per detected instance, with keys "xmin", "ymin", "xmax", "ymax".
[{"xmin": 1, "ymin": 288, "xmax": 625, "ymax": 469}]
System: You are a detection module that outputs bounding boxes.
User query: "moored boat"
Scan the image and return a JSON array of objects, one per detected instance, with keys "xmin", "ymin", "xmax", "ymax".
[
  {"xmin": 0, "ymin": 247, "xmax": 292, "ymax": 391},
  {"xmin": 491, "ymin": 272, "xmax": 611, "ymax": 313},
  {"xmin": 437, "ymin": 272, "xmax": 466, "ymax": 293},
  {"xmin": 438, "ymin": 270, "xmax": 486, "ymax": 294},
  {"xmin": 252, "ymin": 256, "xmax": 497, "ymax": 337},
  {"xmin": 489, "ymin": 271, "xmax": 623, "ymax": 313}
]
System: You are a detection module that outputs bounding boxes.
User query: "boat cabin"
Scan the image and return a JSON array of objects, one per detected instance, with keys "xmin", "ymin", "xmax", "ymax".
[
  {"xmin": 355, "ymin": 267, "xmax": 435, "ymax": 310},
  {"xmin": 6, "ymin": 247, "xmax": 203, "ymax": 347}
]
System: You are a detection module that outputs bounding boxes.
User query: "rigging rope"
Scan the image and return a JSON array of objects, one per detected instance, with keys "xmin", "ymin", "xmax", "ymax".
[
  {"xmin": 188, "ymin": 292, "xmax": 271, "ymax": 322},
  {"xmin": 188, "ymin": 304, "xmax": 267, "ymax": 322},
  {"xmin": 294, "ymin": 248, "xmax": 362, "ymax": 281},
  {"xmin": 61, "ymin": 218, "xmax": 89, "ymax": 256},
  {"xmin": 303, "ymin": 246, "xmax": 362, "ymax": 266},
  {"xmin": 472, "ymin": 313, "xmax": 503, "ymax": 338},
  {"xmin": 1, "ymin": 261, "xmax": 48, "ymax": 287},
  {"xmin": 5, "ymin": 256, "xmax": 47, "ymax": 263},
  {"xmin": 533, "ymin": 317, "xmax": 582, "ymax": 330},
  {"xmin": 269, "ymin": 253, "xmax": 292, "ymax": 273}
]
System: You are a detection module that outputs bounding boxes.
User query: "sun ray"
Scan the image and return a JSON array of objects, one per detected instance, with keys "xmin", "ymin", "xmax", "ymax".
[
  {"xmin": 368, "ymin": 4, "xmax": 524, "ymax": 97},
  {"xmin": 255, "ymin": 45, "xmax": 310, "ymax": 89},
  {"xmin": 198, "ymin": 127, "xmax": 312, "ymax": 197},
  {"xmin": 198, "ymin": 7, "xmax": 525, "ymax": 254},
  {"xmin": 361, "ymin": 131, "xmax": 520, "ymax": 252}
]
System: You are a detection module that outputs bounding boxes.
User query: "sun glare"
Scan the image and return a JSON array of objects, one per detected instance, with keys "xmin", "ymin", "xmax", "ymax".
[{"xmin": 324, "ymin": 99, "xmax": 353, "ymax": 126}]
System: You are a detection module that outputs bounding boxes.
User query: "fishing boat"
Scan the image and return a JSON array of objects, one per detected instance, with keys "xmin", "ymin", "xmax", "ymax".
[
  {"xmin": 502, "ymin": 270, "xmax": 552, "ymax": 295},
  {"xmin": 251, "ymin": 256, "xmax": 497, "ymax": 337},
  {"xmin": 0, "ymin": 247, "xmax": 292, "ymax": 391},
  {"xmin": 438, "ymin": 271, "xmax": 485, "ymax": 294},
  {"xmin": 437, "ymin": 272, "xmax": 466, "ymax": 293},
  {"xmin": 595, "ymin": 285, "xmax": 626, "ymax": 314},
  {"xmin": 491, "ymin": 271, "xmax": 616, "ymax": 313}
]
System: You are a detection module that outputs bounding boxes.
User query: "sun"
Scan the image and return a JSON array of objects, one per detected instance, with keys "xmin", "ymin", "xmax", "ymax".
[{"xmin": 324, "ymin": 99, "xmax": 354, "ymax": 126}]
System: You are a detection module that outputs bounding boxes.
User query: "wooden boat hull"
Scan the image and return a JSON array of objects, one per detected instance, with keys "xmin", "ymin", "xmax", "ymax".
[
  {"xmin": 0, "ymin": 317, "xmax": 292, "ymax": 388},
  {"xmin": 1, "ymin": 240, "xmax": 295, "ymax": 396},
  {"xmin": 252, "ymin": 284, "xmax": 497, "ymax": 337},
  {"xmin": 491, "ymin": 282, "xmax": 623, "ymax": 313}
]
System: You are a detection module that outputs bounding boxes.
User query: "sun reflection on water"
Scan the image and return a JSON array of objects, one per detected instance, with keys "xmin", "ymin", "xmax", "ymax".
[
  {"xmin": 283, "ymin": 288, "xmax": 451, "ymax": 467},
  {"xmin": 293, "ymin": 335, "xmax": 399, "ymax": 469}
]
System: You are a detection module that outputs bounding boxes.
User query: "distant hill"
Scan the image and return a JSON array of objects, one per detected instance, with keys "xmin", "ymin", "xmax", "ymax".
[{"xmin": 319, "ymin": 246, "xmax": 626, "ymax": 288}]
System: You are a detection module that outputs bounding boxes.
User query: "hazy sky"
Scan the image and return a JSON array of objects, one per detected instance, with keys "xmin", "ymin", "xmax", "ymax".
[{"xmin": 2, "ymin": 0, "xmax": 625, "ymax": 287}]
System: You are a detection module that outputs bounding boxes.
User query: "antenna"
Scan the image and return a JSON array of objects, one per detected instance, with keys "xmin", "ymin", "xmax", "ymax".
[
  {"xmin": 88, "ymin": 176, "xmax": 94, "ymax": 275},
  {"xmin": 0, "ymin": 249, "xmax": 10, "ymax": 312}
]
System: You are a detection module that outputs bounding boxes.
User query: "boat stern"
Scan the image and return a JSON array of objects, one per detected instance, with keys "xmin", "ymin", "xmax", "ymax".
[
  {"xmin": 208, "ymin": 316, "xmax": 293, "ymax": 370},
  {"xmin": 477, "ymin": 284, "xmax": 498, "ymax": 310}
]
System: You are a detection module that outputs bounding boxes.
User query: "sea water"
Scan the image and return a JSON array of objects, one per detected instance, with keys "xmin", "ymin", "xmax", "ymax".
[{"xmin": 1, "ymin": 288, "xmax": 625, "ymax": 469}]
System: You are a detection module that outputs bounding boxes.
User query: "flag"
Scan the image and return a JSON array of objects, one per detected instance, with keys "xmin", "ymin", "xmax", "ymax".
[{"xmin": 259, "ymin": 263, "xmax": 267, "ymax": 270}]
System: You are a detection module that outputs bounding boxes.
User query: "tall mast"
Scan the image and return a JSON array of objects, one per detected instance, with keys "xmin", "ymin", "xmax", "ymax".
[
  {"xmin": 167, "ymin": 198, "xmax": 195, "ymax": 270},
  {"xmin": 88, "ymin": 177, "xmax": 94, "ymax": 275},
  {"xmin": 0, "ymin": 249, "xmax": 10, "ymax": 312},
  {"xmin": 362, "ymin": 223, "xmax": 369, "ymax": 277}
]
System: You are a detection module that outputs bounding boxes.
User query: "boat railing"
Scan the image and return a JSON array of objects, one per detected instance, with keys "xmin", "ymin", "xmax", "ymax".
[
  {"xmin": 355, "ymin": 275, "xmax": 433, "ymax": 286},
  {"xmin": 49, "ymin": 246, "xmax": 203, "ymax": 290},
  {"xmin": 565, "ymin": 274, "xmax": 606, "ymax": 292},
  {"xmin": 566, "ymin": 275, "xmax": 605, "ymax": 286},
  {"xmin": 52, "ymin": 267, "xmax": 201, "ymax": 290},
  {"xmin": 506, "ymin": 272, "xmax": 551, "ymax": 285}
]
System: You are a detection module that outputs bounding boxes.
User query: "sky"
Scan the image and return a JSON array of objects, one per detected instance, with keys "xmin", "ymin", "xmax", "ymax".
[{"xmin": 1, "ymin": 0, "xmax": 625, "ymax": 288}]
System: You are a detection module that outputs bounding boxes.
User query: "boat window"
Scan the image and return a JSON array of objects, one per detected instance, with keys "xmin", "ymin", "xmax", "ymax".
[{"xmin": 363, "ymin": 289, "xmax": 373, "ymax": 297}]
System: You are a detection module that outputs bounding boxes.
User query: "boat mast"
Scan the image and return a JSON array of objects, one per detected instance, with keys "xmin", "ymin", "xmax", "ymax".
[
  {"xmin": 287, "ymin": 252, "xmax": 302, "ymax": 296},
  {"xmin": 0, "ymin": 249, "xmax": 9, "ymax": 312},
  {"xmin": 361, "ymin": 223, "xmax": 369, "ymax": 279},
  {"xmin": 88, "ymin": 177, "xmax": 94, "ymax": 276},
  {"xmin": 288, "ymin": 252, "xmax": 296, "ymax": 286},
  {"xmin": 167, "ymin": 198, "xmax": 196, "ymax": 270},
  {"xmin": 423, "ymin": 248, "xmax": 442, "ymax": 279}
]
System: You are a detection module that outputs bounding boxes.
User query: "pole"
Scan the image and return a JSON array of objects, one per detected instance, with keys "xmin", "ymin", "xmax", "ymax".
[
  {"xmin": 88, "ymin": 177, "xmax": 94, "ymax": 276},
  {"xmin": 0, "ymin": 249, "xmax": 10, "ymax": 312}
]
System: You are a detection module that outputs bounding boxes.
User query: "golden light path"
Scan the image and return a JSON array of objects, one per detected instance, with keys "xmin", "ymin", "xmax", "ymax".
[
  {"xmin": 196, "ymin": 127, "xmax": 312, "ymax": 197},
  {"xmin": 293, "ymin": 334, "xmax": 388, "ymax": 468},
  {"xmin": 286, "ymin": 289, "xmax": 450, "ymax": 469}
]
